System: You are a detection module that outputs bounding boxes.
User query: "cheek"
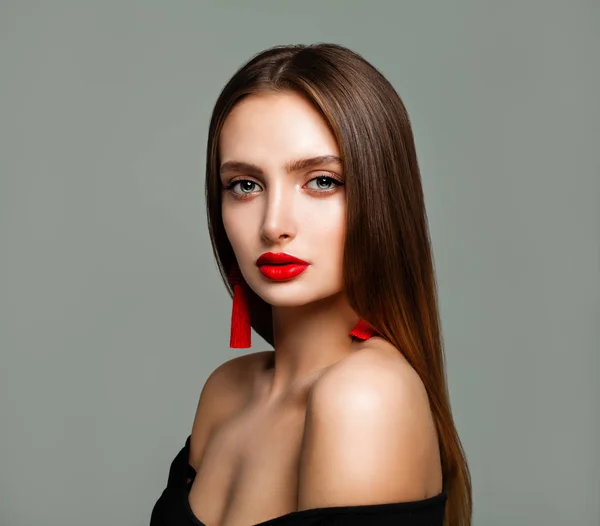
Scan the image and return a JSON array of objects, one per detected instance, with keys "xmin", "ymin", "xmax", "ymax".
[
  {"xmin": 222, "ymin": 206, "xmax": 251, "ymax": 255},
  {"xmin": 303, "ymin": 198, "xmax": 347, "ymax": 250},
  {"xmin": 308, "ymin": 194, "xmax": 345, "ymax": 228}
]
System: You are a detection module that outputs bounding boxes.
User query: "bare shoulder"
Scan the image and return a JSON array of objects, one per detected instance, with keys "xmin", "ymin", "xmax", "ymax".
[
  {"xmin": 312, "ymin": 336, "xmax": 428, "ymax": 407},
  {"xmin": 298, "ymin": 337, "xmax": 442, "ymax": 509},
  {"xmin": 188, "ymin": 350, "xmax": 272, "ymax": 469}
]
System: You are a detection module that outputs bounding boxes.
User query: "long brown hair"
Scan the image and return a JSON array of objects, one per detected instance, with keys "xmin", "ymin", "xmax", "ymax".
[{"xmin": 205, "ymin": 43, "xmax": 472, "ymax": 526}]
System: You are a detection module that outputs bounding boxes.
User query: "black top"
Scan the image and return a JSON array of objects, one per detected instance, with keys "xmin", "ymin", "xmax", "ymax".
[{"xmin": 150, "ymin": 435, "xmax": 447, "ymax": 526}]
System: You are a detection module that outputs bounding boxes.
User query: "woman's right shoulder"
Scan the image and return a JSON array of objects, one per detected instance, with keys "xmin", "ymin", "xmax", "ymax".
[{"xmin": 188, "ymin": 350, "xmax": 272, "ymax": 468}]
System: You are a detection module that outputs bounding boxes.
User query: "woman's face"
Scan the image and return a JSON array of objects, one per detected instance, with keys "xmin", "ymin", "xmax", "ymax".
[{"xmin": 219, "ymin": 91, "xmax": 346, "ymax": 307}]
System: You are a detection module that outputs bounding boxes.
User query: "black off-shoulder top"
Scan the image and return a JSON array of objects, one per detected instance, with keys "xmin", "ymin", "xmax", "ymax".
[{"xmin": 150, "ymin": 435, "xmax": 447, "ymax": 526}]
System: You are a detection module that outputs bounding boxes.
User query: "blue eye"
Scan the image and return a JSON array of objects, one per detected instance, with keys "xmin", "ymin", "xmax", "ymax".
[
  {"xmin": 306, "ymin": 175, "xmax": 343, "ymax": 191},
  {"xmin": 225, "ymin": 180, "xmax": 261, "ymax": 195}
]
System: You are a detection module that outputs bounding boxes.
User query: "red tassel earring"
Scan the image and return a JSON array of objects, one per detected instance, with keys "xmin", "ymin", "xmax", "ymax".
[
  {"xmin": 349, "ymin": 319, "xmax": 377, "ymax": 340},
  {"xmin": 227, "ymin": 264, "xmax": 252, "ymax": 348}
]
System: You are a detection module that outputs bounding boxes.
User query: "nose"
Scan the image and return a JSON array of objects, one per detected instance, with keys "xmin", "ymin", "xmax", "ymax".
[{"xmin": 260, "ymin": 181, "xmax": 296, "ymax": 244}]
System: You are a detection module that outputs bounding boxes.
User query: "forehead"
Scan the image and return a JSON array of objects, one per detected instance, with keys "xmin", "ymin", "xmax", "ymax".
[{"xmin": 219, "ymin": 91, "xmax": 339, "ymax": 166}]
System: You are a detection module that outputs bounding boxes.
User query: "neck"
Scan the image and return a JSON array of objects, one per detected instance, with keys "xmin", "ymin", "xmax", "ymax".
[{"xmin": 264, "ymin": 291, "xmax": 361, "ymax": 401}]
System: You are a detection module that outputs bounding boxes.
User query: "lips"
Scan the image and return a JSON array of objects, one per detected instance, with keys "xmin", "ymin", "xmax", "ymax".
[
  {"xmin": 256, "ymin": 252, "xmax": 309, "ymax": 281},
  {"xmin": 256, "ymin": 252, "xmax": 309, "ymax": 266}
]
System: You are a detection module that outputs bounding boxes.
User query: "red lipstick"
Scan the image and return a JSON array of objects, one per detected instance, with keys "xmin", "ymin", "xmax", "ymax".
[{"xmin": 256, "ymin": 252, "xmax": 309, "ymax": 281}]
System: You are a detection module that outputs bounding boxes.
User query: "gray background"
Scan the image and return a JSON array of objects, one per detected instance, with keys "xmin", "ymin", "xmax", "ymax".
[{"xmin": 1, "ymin": 1, "xmax": 598, "ymax": 525}]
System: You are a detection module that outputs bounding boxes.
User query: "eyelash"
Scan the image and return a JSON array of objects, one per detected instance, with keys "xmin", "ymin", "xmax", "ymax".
[{"xmin": 223, "ymin": 175, "xmax": 344, "ymax": 200}]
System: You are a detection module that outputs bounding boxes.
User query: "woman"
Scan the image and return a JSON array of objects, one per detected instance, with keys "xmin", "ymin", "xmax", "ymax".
[{"xmin": 151, "ymin": 43, "xmax": 472, "ymax": 526}]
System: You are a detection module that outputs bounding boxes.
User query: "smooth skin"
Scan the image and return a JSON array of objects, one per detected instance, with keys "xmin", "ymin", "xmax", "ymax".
[{"xmin": 187, "ymin": 91, "xmax": 442, "ymax": 526}]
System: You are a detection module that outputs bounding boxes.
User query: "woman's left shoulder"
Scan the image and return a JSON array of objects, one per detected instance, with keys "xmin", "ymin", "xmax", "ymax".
[
  {"xmin": 326, "ymin": 336, "xmax": 424, "ymax": 392},
  {"xmin": 310, "ymin": 336, "xmax": 434, "ymax": 431},
  {"xmin": 299, "ymin": 336, "xmax": 443, "ymax": 506}
]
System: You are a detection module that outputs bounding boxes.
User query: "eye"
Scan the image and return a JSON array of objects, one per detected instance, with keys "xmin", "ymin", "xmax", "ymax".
[
  {"xmin": 305, "ymin": 175, "xmax": 344, "ymax": 192},
  {"xmin": 224, "ymin": 179, "xmax": 262, "ymax": 196}
]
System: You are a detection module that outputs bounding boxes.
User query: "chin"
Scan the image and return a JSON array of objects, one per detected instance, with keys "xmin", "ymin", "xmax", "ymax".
[{"xmin": 251, "ymin": 283, "xmax": 342, "ymax": 309}]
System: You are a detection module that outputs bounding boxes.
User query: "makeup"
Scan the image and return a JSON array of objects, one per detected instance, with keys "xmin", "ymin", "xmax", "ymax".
[{"xmin": 256, "ymin": 252, "xmax": 310, "ymax": 282}]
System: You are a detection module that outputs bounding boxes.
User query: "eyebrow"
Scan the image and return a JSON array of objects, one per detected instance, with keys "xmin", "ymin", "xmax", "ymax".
[{"xmin": 219, "ymin": 155, "xmax": 342, "ymax": 177}]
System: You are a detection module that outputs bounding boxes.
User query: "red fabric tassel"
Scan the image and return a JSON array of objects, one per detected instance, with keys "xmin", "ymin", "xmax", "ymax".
[
  {"xmin": 349, "ymin": 319, "xmax": 377, "ymax": 340},
  {"xmin": 228, "ymin": 266, "xmax": 251, "ymax": 348}
]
